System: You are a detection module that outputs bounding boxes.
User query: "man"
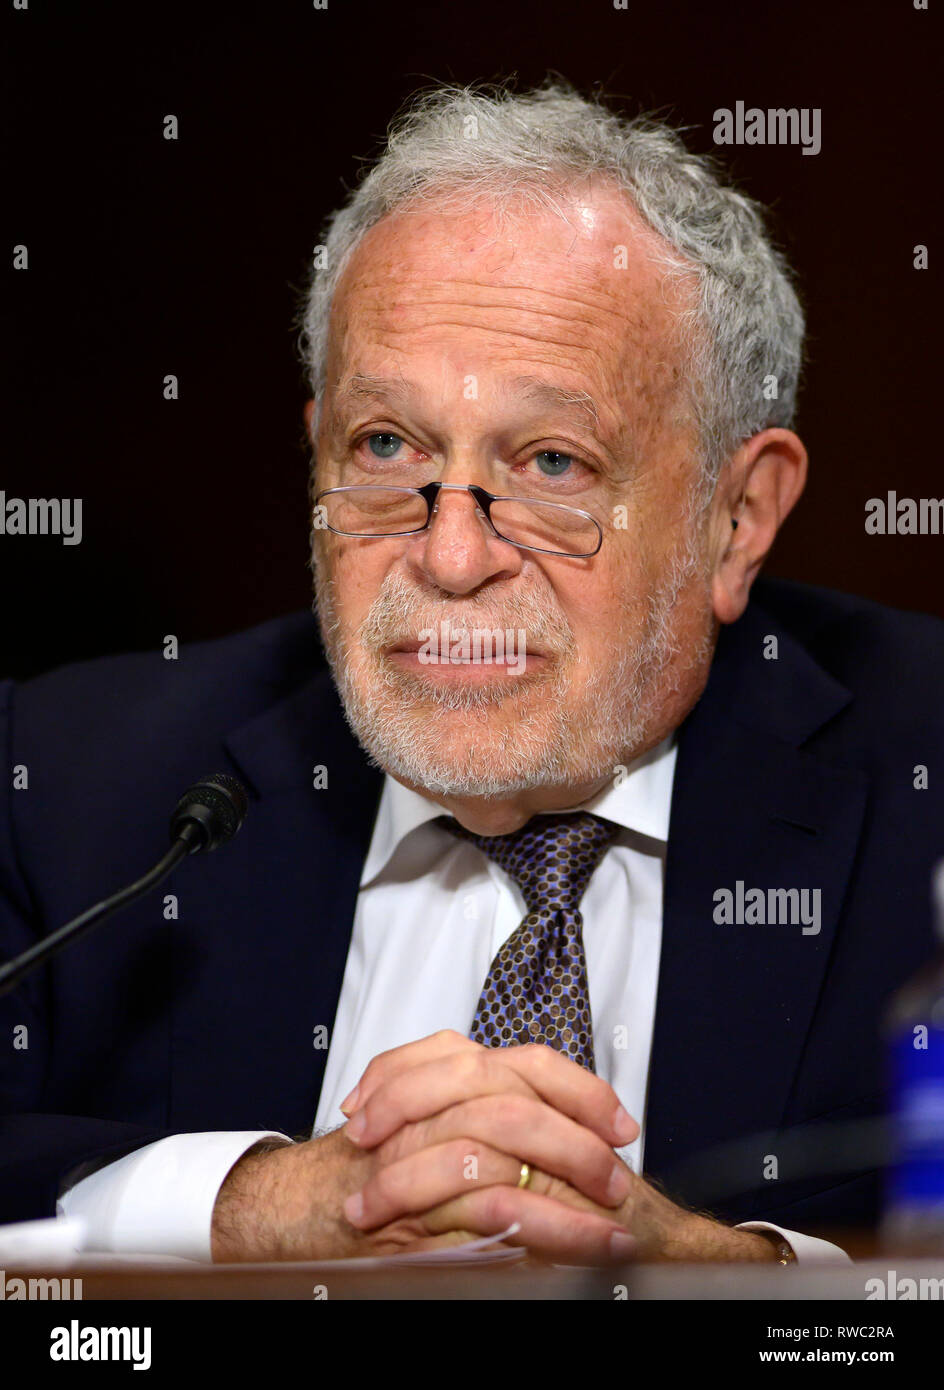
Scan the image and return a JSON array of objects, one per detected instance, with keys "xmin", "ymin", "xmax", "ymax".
[{"xmin": 2, "ymin": 80, "xmax": 942, "ymax": 1266}]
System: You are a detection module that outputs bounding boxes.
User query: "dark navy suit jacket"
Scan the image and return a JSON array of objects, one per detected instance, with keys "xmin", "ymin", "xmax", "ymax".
[{"xmin": 2, "ymin": 577, "xmax": 943, "ymax": 1234}]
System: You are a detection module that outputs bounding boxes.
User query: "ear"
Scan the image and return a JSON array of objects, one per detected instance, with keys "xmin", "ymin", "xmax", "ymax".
[{"xmin": 710, "ymin": 428, "xmax": 808, "ymax": 625}]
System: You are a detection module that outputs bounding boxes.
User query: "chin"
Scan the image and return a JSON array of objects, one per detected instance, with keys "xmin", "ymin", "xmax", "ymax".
[{"xmin": 337, "ymin": 671, "xmax": 640, "ymax": 799}]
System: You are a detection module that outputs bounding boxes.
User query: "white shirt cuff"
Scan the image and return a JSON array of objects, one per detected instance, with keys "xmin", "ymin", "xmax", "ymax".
[
  {"xmin": 736, "ymin": 1220, "xmax": 853, "ymax": 1263},
  {"xmin": 56, "ymin": 1131, "xmax": 293, "ymax": 1262}
]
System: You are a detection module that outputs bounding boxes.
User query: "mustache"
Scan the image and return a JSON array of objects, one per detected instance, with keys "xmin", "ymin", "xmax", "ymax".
[{"xmin": 356, "ymin": 573, "xmax": 574, "ymax": 659}]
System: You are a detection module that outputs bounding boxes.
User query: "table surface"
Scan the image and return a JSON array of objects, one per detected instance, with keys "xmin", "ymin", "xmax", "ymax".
[{"xmin": 7, "ymin": 1233, "xmax": 944, "ymax": 1300}]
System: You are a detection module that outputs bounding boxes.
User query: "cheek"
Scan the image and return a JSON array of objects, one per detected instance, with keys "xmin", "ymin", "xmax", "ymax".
[
  {"xmin": 554, "ymin": 552, "xmax": 647, "ymax": 652},
  {"xmin": 328, "ymin": 540, "xmax": 396, "ymax": 631},
  {"xmin": 590, "ymin": 540, "xmax": 650, "ymax": 611}
]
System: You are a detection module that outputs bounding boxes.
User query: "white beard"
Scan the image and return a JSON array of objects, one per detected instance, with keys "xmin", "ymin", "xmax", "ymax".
[{"xmin": 312, "ymin": 529, "xmax": 714, "ymax": 798}]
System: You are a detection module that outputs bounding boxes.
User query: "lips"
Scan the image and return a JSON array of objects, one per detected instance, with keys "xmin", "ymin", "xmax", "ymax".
[{"xmin": 385, "ymin": 640, "xmax": 547, "ymax": 660}]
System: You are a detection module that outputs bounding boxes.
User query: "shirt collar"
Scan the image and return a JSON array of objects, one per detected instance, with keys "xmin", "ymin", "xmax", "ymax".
[{"xmin": 359, "ymin": 733, "xmax": 678, "ymax": 887}]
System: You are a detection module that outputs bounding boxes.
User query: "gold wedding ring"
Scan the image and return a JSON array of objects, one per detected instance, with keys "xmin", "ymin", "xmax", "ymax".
[{"xmin": 517, "ymin": 1162, "xmax": 533, "ymax": 1189}]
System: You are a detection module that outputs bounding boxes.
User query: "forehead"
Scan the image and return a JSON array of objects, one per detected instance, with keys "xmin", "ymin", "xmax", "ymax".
[{"xmin": 327, "ymin": 183, "xmax": 693, "ymax": 427}]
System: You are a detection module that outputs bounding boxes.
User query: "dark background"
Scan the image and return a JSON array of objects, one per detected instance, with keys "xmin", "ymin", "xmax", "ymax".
[{"xmin": 3, "ymin": 0, "xmax": 940, "ymax": 680}]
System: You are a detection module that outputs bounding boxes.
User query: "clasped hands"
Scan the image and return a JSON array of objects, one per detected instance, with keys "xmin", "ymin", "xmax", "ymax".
[
  {"xmin": 212, "ymin": 1028, "xmax": 777, "ymax": 1262},
  {"xmin": 332, "ymin": 1029, "xmax": 773, "ymax": 1264}
]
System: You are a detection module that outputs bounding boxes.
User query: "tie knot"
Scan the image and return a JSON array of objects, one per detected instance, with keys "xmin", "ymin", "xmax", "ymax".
[{"xmin": 437, "ymin": 811, "xmax": 618, "ymax": 915}]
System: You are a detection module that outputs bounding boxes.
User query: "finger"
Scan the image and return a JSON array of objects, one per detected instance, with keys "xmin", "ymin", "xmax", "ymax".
[
  {"xmin": 344, "ymin": 1138, "xmax": 523, "ymax": 1230},
  {"xmin": 348, "ymin": 1126, "xmax": 627, "ymax": 1231},
  {"xmin": 480, "ymin": 1043, "xmax": 639, "ymax": 1146},
  {"xmin": 428, "ymin": 1095, "xmax": 631, "ymax": 1207},
  {"xmin": 340, "ymin": 1029, "xmax": 476, "ymax": 1114},
  {"xmin": 344, "ymin": 1049, "xmax": 538, "ymax": 1144},
  {"xmin": 347, "ymin": 1041, "xmax": 638, "ymax": 1148},
  {"xmin": 420, "ymin": 1185, "xmax": 637, "ymax": 1266},
  {"xmin": 365, "ymin": 1093, "xmax": 630, "ymax": 1210}
]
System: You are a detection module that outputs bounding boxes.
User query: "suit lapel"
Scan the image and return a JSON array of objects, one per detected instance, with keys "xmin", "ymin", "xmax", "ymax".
[
  {"xmin": 168, "ymin": 670, "xmax": 382, "ymax": 1136},
  {"xmin": 643, "ymin": 601, "xmax": 869, "ymax": 1217},
  {"xmin": 167, "ymin": 599, "xmax": 871, "ymax": 1171}
]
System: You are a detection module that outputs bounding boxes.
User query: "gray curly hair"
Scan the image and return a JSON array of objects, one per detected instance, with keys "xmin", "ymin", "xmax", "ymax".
[{"xmin": 297, "ymin": 77, "xmax": 804, "ymax": 507}]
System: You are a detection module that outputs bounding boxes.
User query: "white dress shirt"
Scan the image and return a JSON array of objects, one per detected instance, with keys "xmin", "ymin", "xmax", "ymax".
[{"xmin": 59, "ymin": 735, "xmax": 848, "ymax": 1263}]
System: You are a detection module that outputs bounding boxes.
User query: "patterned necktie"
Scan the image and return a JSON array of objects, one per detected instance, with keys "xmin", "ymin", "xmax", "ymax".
[{"xmin": 436, "ymin": 812, "xmax": 619, "ymax": 1071}]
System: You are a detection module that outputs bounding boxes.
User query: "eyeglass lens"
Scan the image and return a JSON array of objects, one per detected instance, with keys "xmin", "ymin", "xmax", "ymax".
[{"xmin": 318, "ymin": 487, "xmax": 599, "ymax": 556}]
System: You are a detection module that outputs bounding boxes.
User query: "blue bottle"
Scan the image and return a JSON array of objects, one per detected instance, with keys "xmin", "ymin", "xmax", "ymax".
[{"xmin": 882, "ymin": 861, "xmax": 944, "ymax": 1253}]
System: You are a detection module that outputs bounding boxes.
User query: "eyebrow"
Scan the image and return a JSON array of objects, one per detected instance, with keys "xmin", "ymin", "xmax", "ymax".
[
  {"xmin": 330, "ymin": 374, "xmax": 408, "ymax": 435},
  {"xmin": 332, "ymin": 372, "xmax": 605, "ymax": 438},
  {"xmin": 506, "ymin": 375, "xmax": 602, "ymax": 434}
]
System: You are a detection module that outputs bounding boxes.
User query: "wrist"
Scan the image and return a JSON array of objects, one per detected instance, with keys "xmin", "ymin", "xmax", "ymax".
[
  {"xmin": 705, "ymin": 1222, "xmax": 783, "ymax": 1262},
  {"xmin": 668, "ymin": 1212, "xmax": 784, "ymax": 1262},
  {"xmin": 211, "ymin": 1140, "xmax": 295, "ymax": 1263}
]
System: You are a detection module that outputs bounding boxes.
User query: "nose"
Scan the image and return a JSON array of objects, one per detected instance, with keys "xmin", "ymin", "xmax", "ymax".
[{"xmin": 406, "ymin": 484, "xmax": 524, "ymax": 595}]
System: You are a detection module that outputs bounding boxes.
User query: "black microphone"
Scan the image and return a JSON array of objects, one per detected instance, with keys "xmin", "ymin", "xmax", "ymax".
[
  {"xmin": 169, "ymin": 773, "xmax": 249, "ymax": 854},
  {"xmin": 0, "ymin": 773, "xmax": 249, "ymax": 997}
]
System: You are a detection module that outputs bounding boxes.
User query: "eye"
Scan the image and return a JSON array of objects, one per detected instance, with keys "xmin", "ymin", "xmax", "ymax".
[
  {"xmin": 366, "ymin": 432, "xmax": 404, "ymax": 459},
  {"xmin": 534, "ymin": 450, "xmax": 575, "ymax": 477}
]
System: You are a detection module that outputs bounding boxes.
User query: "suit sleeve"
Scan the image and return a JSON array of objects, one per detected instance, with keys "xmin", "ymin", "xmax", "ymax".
[{"xmin": 0, "ymin": 677, "xmax": 178, "ymax": 1224}]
